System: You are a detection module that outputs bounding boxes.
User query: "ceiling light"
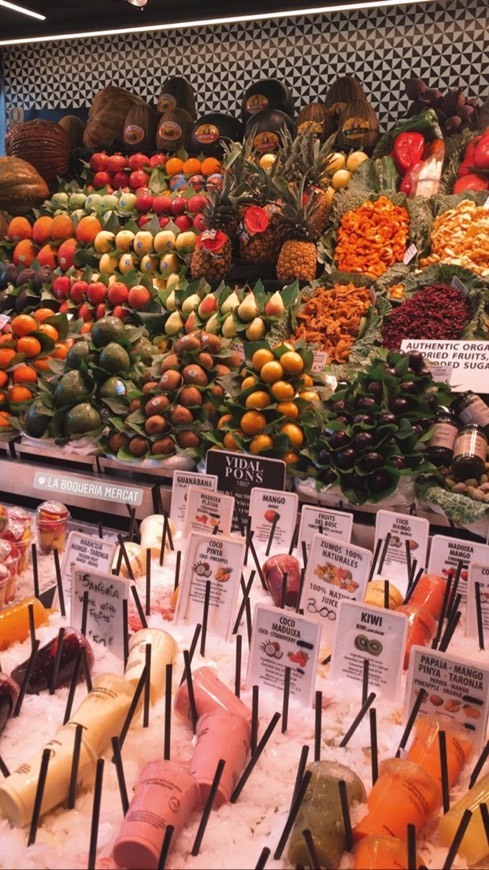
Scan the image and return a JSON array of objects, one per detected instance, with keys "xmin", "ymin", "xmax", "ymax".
[
  {"xmin": 0, "ymin": 0, "xmax": 45, "ymax": 19},
  {"xmin": 126, "ymin": 0, "xmax": 149, "ymax": 7}
]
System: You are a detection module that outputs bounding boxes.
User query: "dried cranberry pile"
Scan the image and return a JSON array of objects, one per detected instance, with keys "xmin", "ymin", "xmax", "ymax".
[{"xmin": 381, "ymin": 283, "xmax": 472, "ymax": 350}]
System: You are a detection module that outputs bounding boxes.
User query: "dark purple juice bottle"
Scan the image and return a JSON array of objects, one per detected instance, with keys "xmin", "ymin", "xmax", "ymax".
[
  {"xmin": 0, "ymin": 673, "xmax": 19, "ymax": 733},
  {"xmin": 10, "ymin": 628, "xmax": 94, "ymax": 694}
]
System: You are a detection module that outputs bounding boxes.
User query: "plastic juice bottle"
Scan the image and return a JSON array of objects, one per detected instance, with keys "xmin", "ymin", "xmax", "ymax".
[
  {"xmin": 438, "ymin": 773, "xmax": 489, "ymax": 865},
  {"xmin": 0, "ymin": 596, "xmax": 52, "ymax": 650}
]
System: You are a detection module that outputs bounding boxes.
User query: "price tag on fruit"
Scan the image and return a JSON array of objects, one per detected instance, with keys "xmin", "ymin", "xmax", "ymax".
[
  {"xmin": 62, "ymin": 531, "xmax": 117, "ymax": 607},
  {"xmin": 427, "ymin": 535, "xmax": 489, "ymax": 604},
  {"xmin": 182, "ymin": 486, "xmax": 234, "ymax": 541},
  {"xmin": 402, "ymin": 243, "xmax": 418, "ymax": 265},
  {"xmin": 175, "ymin": 531, "xmax": 244, "ymax": 640},
  {"xmin": 404, "ymin": 645, "xmax": 489, "ymax": 752},
  {"xmin": 373, "ymin": 510, "xmax": 430, "ymax": 594},
  {"xmin": 300, "ymin": 533, "xmax": 372, "ymax": 648},
  {"xmin": 170, "ymin": 471, "xmax": 218, "ymax": 534},
  {"xmin": 330, "ymin": 600, "xmax": 408, "ymax": 701},
  {"xmin": 298, "ymin": 506, "xmax": 353, "ymax": 563},
  {"xmin": 466, "ymin": 562, "xmax": 489, "ymax": 640},
  {"xmin": 71, "ymin": 568, "xmax": 128, "ymax": 660},
  {"xmin": 205, "ymin": 448, "xmax": 286, "ymax": 533},
  {"xmin": 451, "ymin": 276, "xmax": 469, "ymax": 297},
  {"xmin": 0, "ymin": 315, "xmax": 10, "ymax": 329},
  {"xmin": 248, "ymin": 487, "xmax": 298, "ymax": 558},
  {"xmin": 247, "ymin": 603, "xmax": 321, "ymax": 706}
]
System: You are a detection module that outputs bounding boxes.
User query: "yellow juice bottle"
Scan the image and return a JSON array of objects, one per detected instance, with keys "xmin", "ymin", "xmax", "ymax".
[{"xmin": 438, "ymin": 772, "xmax": 489, "ymax": 865}]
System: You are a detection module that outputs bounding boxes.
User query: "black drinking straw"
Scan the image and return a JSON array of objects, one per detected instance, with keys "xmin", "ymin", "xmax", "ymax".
[
  {"xmin": 188, "ymin": 623, "xmax": 202, "ymax": 667},
  {"xmin": 111, "ymin": 736, "xmax": 129, "ymax": 816},
  {"xmin": 67, "ymin": 723, "xmax": 84, "ymax": 810},
  {"xmin": 254, "ymin": 846, "xmax": 271, "ymax": 870},
  {"xmin": 31, "ymin": 543, "xmax": 40, "ymax": 600},
  {"xmin": 27, "ymin": 747, "xmax": 51, "ymax": 846},
  {"xmin": 301, "ymin": 540, "xmax": 308, "ymax": 571},
  {"xmin": 405, "ymin": 539, "xmax": 412, "ymax": 586},
  {"xmin": 145, "ymin": 548, "xmax": 151, "ymax": 616},
  {"xmin": 233, "ymin": 572, "xmax": 255, "ymax": 635},
  {"xmin": 395, "ymin": 688, "xmax": 427, "ymax": 757},
  {"xmin": 231, "ymin": 712, "xmax": 281, "ymax": 804},
  {"xmin": 88, "ymin": 758, "xmax": 105, "ymax": 870},
  {"xmin": 251, "ymin": 685, "xmax": 259, "ymax": 754},
  {"xmin": 113, "ymin": 544, "xmax": 123, "ymax": 576},
  {"xmin": 14, "ymin": 639, "xmax": 39, "ymax": 716},
  {"xmin": 368, "ymin": 538, "xmax": 383, "ymax": 583},
  {"xmin": 98, "ymin": 522, "xmax": 104, "ymax": 540},
  {"xmin": 475, "ymin": 582, "xmax": 485, "ymax": 651},
  {"xmin": 280, "ymin": 572, "xmax": 288, "ymax": 609},
  {"xmin": 439, "ymin": 730, "xmax": 450, "ymax": 813},
  {"xmin": 117, "ymin": 535, "xmax": 135, "ymax": 582},
  {"xmin": 288, "ymin": 521, "xmax": 299, "ymax": 556},
  {"xmin": 439, "ymin": 607, "xmax": 461, "ymax": 653},
  {"xmin": 314, "ymin": 690, "xmax": 322, "ymax": 762},
  {"xmin": 407, "ymin": 823, "xmax": 417, "ymax": 870},
  {"xmin": 191, "ymin": 758, "xmax": 226, "ymax": 856},
  {"xmin": 245, "ymin": 592, "xmax": 253, "ymax": 647},
  {"xmin": 362, "ymin": 658, "xmax": 369, "ymax": 705},
  {"xmin": 480, "ymin": 803, "xmax": 489, "ymax": 846},
  {"xmin": 273, "ymin": 768, "xmax": 312, "ymax": 860},
  {"xmin": 265, "ymin": 513, "xmax": 279, "ymax": 557},
  {"xmin": 291, "ymin": 745, "xmax": 309, "ymax": 808},
  {"xmin": 131, "ymin": 584, "xmax": 148, "ymax": 629},
  {"xmin": 174, "ymin": 550, "xmax": 181, "ymax": 593},
  {"xmin": 303, "ymin": 829, "xmax": 320, "ymax": 869},
  {"xmin": 296, "ymin": 566, "xmax": 305, "ymax": 614},
  {"xmin": 28, "ymin": 602, "xmax": 36, "ymax": 650},
  {"xmin": 127, "ymin": 506, "xmax": 137, "ymax": 544},
  {"xmin": 49, "ymin": 627, "xmax": 65, "ymax": 695},
  {"xmin": 432, "ymin": 576, "xmax": 452, "ymax": 650},
  {"xmin": 247, "ymin": 530, "xmax": 267, "ymax": 590},
  {"xmin": 447, "ymin": 561, "xmax": 464, "ymax": 622},
  {"xmin": 158, "ymin": 824, "xmax": 174, "ymax": 870},
  {"xmin": 200, "ymin": 580, "xmax": 211, "ymax": 657},
  {"xmin": 404, "ymin": 566, "xmax": 423, "ymax": 604},
  {"xmin": 164, "ymin": 511, "xmax": 174, "ymax": 551},
  {"xmin": 0, "ymin": 756, "xmax": 9, "ymax": 778},
  {"xmin": 143, "ymin": 643, "xmax": 151, "ymax": 728},
  {"xmin": 119, "ymin": 665, "xmax": 148, "ymax": 750},
  {"xmin": 164, "ymin": 663, "xmax": 172, "ymax": 761},
  {"xmin": 81, "ymin": 590, "xmax": 89, "ymax": 637},
  {"xmin": 384, "ymin": 580, "xmax": 390, "ymax": 610},
  {"xmin": 339, "ymin": 692, "xmax": 377, "ymax": 747},
  {"xmin": 281, "ymin": 666, "xmax": 291, "ymax": 733},
  {"xmin": 53, "ymin": 547, "xmax": 66, "ymax": 618},
  {"xmin": 82, "ymin": 646, "xmax": 92, "ymax": 693},
  {"xmin": 338, "ymin": 779, "xmax": 354, "ymax": 852},
  {"xmin": 377, "ymin": 532, "xmax": 391, "ymax": 575},
  {"xmin": 235, "ymin": 634, "xmax": 242, "ymax": 698},
  {"xmin": 469, "ymin": 739, "xmax": 489, "ymax": 788},
  {"xmin": 442, "ymin": 808, "xmax": 472, "ymax": 870},
  {"xmin": 370, "ymin": 707, "xmax": 378, "ymax": 785},
  {"xmin": 183, "ymin": 650, "xmax": 198, "ymax": 734},
  {"xmin": 159, "ymin": 514, "xmax": 167, "ymax": 567},
  {"xmin": 122, "ymin": 598, "xmax": 129, "ymax": 669}
]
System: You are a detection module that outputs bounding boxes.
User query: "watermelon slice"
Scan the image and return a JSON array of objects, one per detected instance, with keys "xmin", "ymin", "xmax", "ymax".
[
  {"xmin": 243, "ymin": 205, "xmax": 270, "ymax": 235},
  {"xmin": 198, "ymin": 229, "xmax": 228, "ymax": 252}
]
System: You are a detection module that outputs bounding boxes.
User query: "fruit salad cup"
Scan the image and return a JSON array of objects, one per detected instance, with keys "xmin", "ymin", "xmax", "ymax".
[
  {"xmin": 4, "ymin": 507, "xmax": 32, "ymax": 573},
  {"xmin": 0, "ymin": 505, "xmax": 8, "ymax": 535},
  {"xmin": 0, "ymin": 539, "xmax": 20, "ymax": 606},
  {"xmin": 35, "ymin": 501, "xmax": 70, "ymax": 555}
]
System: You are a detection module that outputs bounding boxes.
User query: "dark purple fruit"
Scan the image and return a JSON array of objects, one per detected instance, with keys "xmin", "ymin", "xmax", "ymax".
[
  {"xmin": 361, "ymin": 451, "xmax": 384, "ymax": 471},
  {"xmin": 335, "ymin": 448, "xmax": 356, "ymax": 469},
  {"xmin": 391, "ymin": 455, "xmax": 406, "ymax": 469},
  {"xmin": 331, "ymin": 399, "xmax": 346, "ymax": 413},
  {"xmin": 399, "ymin": 380, "xmax": 418, "ymax": 395},
  {"xmin": 353, "ymin": 413, "xmax": 374, "ymax": 425},
  {"xmin": 365, "ymin": 381, "xmax": 383, "ymax": 399},
  {"xmin": 368, "ymin": 470, "xmax": 393, "ymax": 493},
  {"xmin": 390, "ymin": 397, "xmax": 410, "ymax": 415},
  {"xmin": 342, "ymin": 471, "xmax": 364, "ymax": 490},
  {"xmin": 320, "ymin": 468, "xmax": 337, "ymax": 485},
  {"xmin": 328, "ymin": 430, "xmax": 351, "ymax": 449},
  {"xmin": 353, "ymin": 431, "xmax": 374, "ymax": 450},
  {"xmin": 357, "ymin": 396, "xmax": 378, "ymax": 410},
  {"xmin": 0, "ymin": 674, "xmax": 19, "ymax": 733},
  {"xmin": 10, "ymin": 628, "xmax": 94, "ymax": 694},
  {"xmin": 408, "ymin": 351, "xmax": 424, "ymax": 373},
  {"xmin": 318, "ymin": 449, "xmax": 331, "ymax": 465},
  {"xmin": 378, "ymin": 411, "xmax": 397, "ymax": 426},
  {"xmin": 410, "ymin": 424, "xmax": 424, "ymax": 437}
]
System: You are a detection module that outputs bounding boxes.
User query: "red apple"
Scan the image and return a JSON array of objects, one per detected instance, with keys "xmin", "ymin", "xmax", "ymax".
[
  {"xmin": 153, "ymin": 195, "xmax": 172, "ymax": 215},
  {"xmin": 128, "ymin": 285, "xmax": 151, "ymax": 309},
  {"xmin": 92, "ymin": 170, "xmax": 111, "ymax": 189},
  {"xmin": 108, "ymin": 282, "xmax": 130, "ymax": 306},
  {"xmin": 187, "ymin": 194, "xmax": 208, "ymax": 214},
  {"xmin": 192, "ymin": 213, "xmax": 207, "ymax": 232},
  {"xmin": 78, "ymin": 302, "xmax": 94, "ymax": 322},
  {"xmin": 137, "ymin": 214, "xmax": 152, "ymax": 227},
  {"xmin": 174, "ymin": 214, "xmax": 193, "ymax": 232},
  {"xmin": 170, "ymin": 196, "xmax": 187, "ymax": 216},
  {"xmin": 89, "ymin": 152, "xmax": 109, "ymax": 172},
  {"xmin": 70, "ymin": 280, "xmax": 89, "ymax": 304},
  {"xmin": 128, "ymin": 153, "xmax": 150, "ymax": 171},
  {"xmin": 87, "ymin": 281, "xmax": 108, "ymax": 305},
  {"xmin": 159, "ymin": 216, "xmax": 170, "ymax": 228},
  {"xmin": 135, "ymin": 194, "xmax": 154, "ymax": 213},
  {"xmin": 95, "ymin": 303, "xmax": 107, "ymax": 320},
  {"xmin": 149, "ymin": 153, "xmax": 167, "ymax": 168},
  {"xmin": 52, "ymin": 275, "xmax": 71, "ymax": 300},
  {"xmin": 111, "ymin": 171, "xmax": 129, "ymax": 190},
  {"xmin": 106, "ymin": 153, "xmax": 128, "ymax": 174},
  {"xmin": 112, "ymin": 305, "xmax": 128, "ymax": 320},
  {"xmin": 59, "ymin": 301, "xmax": 69, "ymax": 313},
  {"xmin": 129, "ymin": 169, "xmax": 150, "ymax": 190}
]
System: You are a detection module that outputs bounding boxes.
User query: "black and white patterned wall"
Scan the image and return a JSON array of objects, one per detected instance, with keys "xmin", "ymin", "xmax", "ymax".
[{"xmin": 2, "ymin": 0, "xmax": 489, "ymax": 129}]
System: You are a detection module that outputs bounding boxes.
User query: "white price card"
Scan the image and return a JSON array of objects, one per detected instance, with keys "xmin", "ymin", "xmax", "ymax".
[
  {"xmin": 72, "ymin": 568, "xmax": 128, "ymax": 660},
  {"xmin": 466, "ymin": 562, "xmax": 489, "ymax": 641},
  {"xmin": 403, "ymin": 243, "xmax": 417, "ymax": 265},
  {"xmin": 170, "ymin": 471, "xmax": 217, "ymax": 535},
  {"xmin": 404, "ymin": 645, "xmax": 489, "ymax": 753},
  {"xmin": 300, "ymin": 533, "xmax": 372, "ymax": 648},
  {"xmin": 311, "ymin": 351, "xmax": 328, "ymax": 374},
  {"xmin": 248, "ymin": 487, "xmax": 298, "ymax": 558},
  {"xmin": 175, "ymin": 531, "xmax": 244, "ymax": 641},
  {"xmin": 63, "ymin": 531, "xmax": 116, "ymax": 608},
  {"xmin": 400, "ymin": 339, "xmax": 489, "ymax": 393},
  {"xmin": 247, "ymin": 603, "xmax": 321, "ymax": 707},
  {"xmin": 298, "ymin": 506, "xmax": 353, "ymax": 563},
  {"xmin": 182, "ymin": 486, "xmax": 234, "ymax": 541},
  {"xmin": 427, "ymin": 535, "xmax": 489, "ymax": 604},
  {"xmin": 330, "ymin": 600, "xmax": 408, "ymax": 701},
  {"xmin": 374, "ymin": 510, "xmax": 429, "ymax": 593}
]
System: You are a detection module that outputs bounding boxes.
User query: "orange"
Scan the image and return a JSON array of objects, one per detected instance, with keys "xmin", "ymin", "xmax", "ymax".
[
  {"xmin": 11, "ymin": 314, "xmax": 39, "ymax": 337},
  {"xmin": 249, "ymin": 433, "xmax": 273, "ymax": 454},
  {"xmin": 57, "ymin": 238, "xmax": 77, "ymax": 270},
  {"xmin": 7, "ymin": 216, "xmax": 32, "ymax": 242},
  {"xmin": 36, "ymin": 244, "xmax": 58, "ymax": 268},
  {"xmin": 240, "ymin": 410, "xmax": 266, "ymax": 436},
  {"xmin": 251, "ymin": 348, "xmax": 274, "ymax": 372},
  {"xmin": 34, "ymin": 307, "xmax": 57, "ymax": 323},
  {"xmin": 183, "ymin": 157, "xmax": 202, "ymax": 176},
  {"xmin": 165, "ymin": 157, "xmax": 184, "ymax": 177},
  {"xmin": 241, "ymin": 375, "xmax": 257, "ymax": 391},
  {"xmin": 16, "ymin": 336, "xmax": 42, "ymax": 358},
  {"xmin": 52, "ymin": 342, "xmax": 69, "ymax": 359},
  {"xmin": 0, "ymin": 348, "xmax": 16, "ymax": 369},
  {"xmin": 245, "ymin": 390, "xmax": 270, "ymax": 410},
  {"xmin": 282, "ymin": 450, "xmax": 299, "ymax": 466},
  {"xmin": 0, "ymin": 411, "xmax": 12, "ymax": 428},
  {"xmin": 271, "ymin": 380, "xmax": 295, "ymax": 401},
  {"xmin": 260, "ymin": 360, "xmax": 284, "ymax": 383},
  {"xmin": 280, "ymin": 351, "xmax": 304, "ymax": 374},
  {"xmin": 201, "ymin": 157, "xmax": 221, "ymax": 177},
  {"xmin": 298, "ymin": 389, "xmax": 320, "ymax": 402},
  {"xmin": 217, "ymin": 414, "xmax": 233, "ymax": 430},
  {"xmin": 32, "ymin": 355, "xmax": 52, "ymax": 372},
  {"xmin": 38, "ymin": 323, "xmax": 59, "ymax": 341},
  {"xmin": 279, "ymin": 422, "xmax": 304, "ymax": 448},
  {"xmin": 223, "ymin": 430, "xmax": 242, "ymax": 450},
  {"xmin": 277, "ymin": 401, "xmax": 299, "ymax": 419},
  {"xmin": 0, "ymin": 371, "xmax": 7, "ymax": 389},
  {"xmin": 12, "ymin": 239, "xmax": 37, "ymax": 267},
  {"xmin": 12, "ymin": 364, "xmax": 37, "ymax": 384},
  {"xmin": 76, "ymin": 215, "xmax": 102, "ymax": 245},
  {"xmin": 8, "ymin": 385, "xmax": 32, "ymax": 403},
  {"xmin": 300, "ymin": 373, "xmax": 314, "ymax": 388},
  {"xmin": 0, "ymin": 333, "xmax": 14, "ymax": 346},
  {"xmin": 32, "ymin": 215, "xmax": 54, "ymax": 245},
  {"xmin": 80, "ymin": 323, "xmax": 93, "ymax": 334},
  {"xmin": 50, "ymin": 213, "xmax": 75, "ymax": 241},
  {"xmin": 0, "ymin": 391, "xmax": 7, "ymax": 406}
]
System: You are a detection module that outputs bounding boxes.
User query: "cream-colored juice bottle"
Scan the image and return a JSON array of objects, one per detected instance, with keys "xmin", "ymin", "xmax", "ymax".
[{"xmin": 438, "ymin": 773, "xmax": 489, "ymax": 865}]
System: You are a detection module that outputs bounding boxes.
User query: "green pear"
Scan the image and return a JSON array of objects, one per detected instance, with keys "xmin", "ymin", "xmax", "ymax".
[
  {"xmin": 245, "ymin": 316, "xmax": 266, "ymax": 340},
  {"xmin": 165, "ymin": 290, "xmax": 176, "ymax": 312},
  {"xmin": 164, "ymin": 311, "xmax": 184, "ymax": 335},
  {"xmin": 181, "ymin": 293, "xmax": 202, "ymax": 316},
  {"xmin": 220, "ymin": 291, "xmax": 240, "ymax": 315},
  {"xmin": 205, "ymin": 312, "xmax": 220, "ymax": 334},
  {"xmin": 222, "ymin": 313, "xmax": 237, "ymax": 338},
  {"xmin": 237, "ymin": 293, "xmax": 259, "ymax": 322}
]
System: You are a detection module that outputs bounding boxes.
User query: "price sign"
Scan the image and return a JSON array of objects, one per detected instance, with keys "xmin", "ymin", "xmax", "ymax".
[
  {"xmin": 466, "ymin": 562, "xmax": 489, "ymax": 641},
  {"xmin": 427, "ymin": 535, "xmax": 489, "ymax": 604},
  {"xmin": 374, "ymin": 510, "xmax": 429, "ymax": 593},
  {"xmin": 298, "ymin": 505, "xmax": 353, "ymax": 563},
  {"xmin": 206, "ymin": 448, "xmax": 286, "ymax": 533},
  {"xmin": 72, "ymin": 568, "xmax": 128, "ymax": 659},
  {"xmin": 62, "ymin": 531, "xmax": 116, "ymax": 606},
  {"xmin": 400, "ymin": 339, "xmax": 489, "ymax": 393},
  {"xmin": 169, "ymin": 471, "xmax": 217, "ymax": 534},
  {"xmin": 182, "ymin": 486, "xmax": 234, "ymax": 541},
  {"xmin": 248, "ymin": 487, "xmax": 298, "ymax": 558}
]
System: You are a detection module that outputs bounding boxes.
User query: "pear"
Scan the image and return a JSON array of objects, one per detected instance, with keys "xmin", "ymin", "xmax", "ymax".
[
  {"xmin": 166, "ymin": 273, "xmax": 180, "ymax": 290},
  {"xmin": 245, "ymin": 316, "xmax": 266, "ymax": 340},
  {"xmin": 160, "ymin": 254, "xmax": 179, "ymax": 278},
  {"xmin": 205, "ymin": 312, "xmax": 220, "ymax": 334},
  {"xmin": 164, "ymin": 311, "xmax": 184, "ymax": 335},
  {"xmin": 181, "ymin": 293, "xmax": 202, "ymax": 316},
  {"xmin": 222, "ymin": 313, "xmax": 237, "ymax": 338},
  {"xmin": 237, "ymin": 293, "xmax": 259, "ymax": 323},
  {"xmin": 220, "ymin": 291, "xmax": 240, "ymax": 315},
  {"xmin": 165, "ymin": 290, "xmax": 176, "ymax": 312},
  {"xmin": 264, "ymin": 290, "xmax": 285, "ymax": 317},
  {"xmin": 154, "ymin": 230, "xmax": 176, "ymax": 254}
]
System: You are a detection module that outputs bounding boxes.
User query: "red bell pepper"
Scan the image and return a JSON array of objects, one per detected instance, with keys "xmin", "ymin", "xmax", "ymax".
[
  {"xmin": 453, "ymin": 174, "xmax": 489, "ymax": 193},
  {"xmin": 472, "ymin": 133, "xmax": 489, "ymax": 172},
  {"xmin": 393, "ymin": 132, "xmax": 425, "ymax": 174}
]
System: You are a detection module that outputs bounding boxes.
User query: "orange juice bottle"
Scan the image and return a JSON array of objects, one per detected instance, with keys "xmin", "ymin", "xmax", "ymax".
[
  {"xmin": 407, "ymin": 714, "xmax": 473, "ymax": 789},
  {"xmin": 0, "ymin": 596, "xmax": 52, "ymax": 650},
  {"xmin": 438, "ymin": 773, "xmax": 489, "ymax": 865}
]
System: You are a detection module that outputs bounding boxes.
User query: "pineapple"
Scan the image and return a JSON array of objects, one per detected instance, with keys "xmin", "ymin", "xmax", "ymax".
[
  {"xmin": 282, "ymin": 130, "xmax": 336, "ymax": 237},
  {"xmin": 275, "ymin": 180, "xmax": 321, "ymax": 283},
  {"xmin": 190, "ymin": 178, "xmax": 236, "ymax": 284}
]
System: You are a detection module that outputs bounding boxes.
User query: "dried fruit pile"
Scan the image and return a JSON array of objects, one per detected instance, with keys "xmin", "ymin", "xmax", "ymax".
[
  {"xmin": 334, "ymin": 195, "xmax": 410, "ymax": 277},
  {"xmin": 420, "ymin": 199, "xmax": 489, "ymax": 277},
  {"xmin": 381, "ymin": 283, "xmax": 472, "ymax": 350},
  {"xmin": 291, "ymin": 283, "xmax": 372, "ymax": 362}
]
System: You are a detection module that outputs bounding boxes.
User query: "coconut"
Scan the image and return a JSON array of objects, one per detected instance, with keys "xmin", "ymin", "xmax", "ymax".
[
  {"xmin": 189, "ymin": 113, "xmax": 243, "ymax": 157},
  {"xmin": 241, "ymin": 78, "xmax": 295, "ymax": 124},
  {"xmin": 156, "ymin": 75, "xmax": 196, "ymax": 120},
  {"xmin": 155, "ymin": 108, "xmax": 193, "ymax": 153}
]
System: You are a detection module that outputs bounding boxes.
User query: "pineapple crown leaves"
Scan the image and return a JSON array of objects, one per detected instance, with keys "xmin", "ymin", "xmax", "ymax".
[
  {"xmin": 279, "ymin": 129, "xmax": 337, "ymax": 189},
  {"xmin": 272, "ymin": 177, "xmax": 323, "ymax": 242}
]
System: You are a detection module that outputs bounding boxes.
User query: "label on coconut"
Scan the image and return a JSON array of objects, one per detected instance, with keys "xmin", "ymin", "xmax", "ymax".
[
  {"xmin": 404, "ymin": 645, "xmax": 489, "ymax": 752},
  {"xmin": 466, "ymin": 562, "xmax": 489, "ymax": 640},
  {"xmin": 340, "ymin": 117, "xmax": 371, "ymax": 143},
  {"xmin": 246, "ymin": 93, "xmax": 268, "ymax": 113},
  {"xmin": 247, "ymin": 603, "xmax": 321, "ymax": 706},
  {"xmin": 124, "ymin": 124, "xmax": 145, "ymax": 145},
  {"xmin": 297, "ymin": 120, "xmax": 323, "ymax": 135},
  {"xmin": 158, "ymin": 120, "xmax": 182, "ymax": 141},
  {"xmin": 427, "ymin": 534, "xmax": 489, "ymax": 604},
  {"xmin": 330, "ymin": 599, "xmax": 407, "ymax": 701},
  {"xmin": 195, "ymin": 123, "xmax": 220, "ymax": 144},
  {"xmin": 175, "ymin": 531, "xmax": 244, "ymax": 641},
  {"xmin": 400, "ymin": 339, "xmax": 489, "ymax": 393},
  {"xmin": 373, "ymin": 510, "xmax": 430, "ymax": 594},
  {"xmin": 253, "ymin": 131, "xmax": 280, "ymax": 152},
  {"xmin": 298, "ymin": 506, "xmax": 353, "ymax": 563},
  {"xmin": 62, "ymin": 530, "xmax": 117, "ymax": 607},
  {"xmin": 182, "ymin": 485, "xmax": 234, "ymax": 541},
  {"xmin": 170, "ymin": 471, "xmax": 218, "ymax": 535},
  {"xmin": 402, "ymin": 243, "xmax": 418, "ymax": 265},
  {"xmin": 157, "ymin": 93, "xmax": 177, "ymax": 113},
  {"xmin": 72, "ymin": 567, "xmax": 128, "ymax": 660},
  {"xmin": 301, "ymin": 533, "xmax": 372, "ymax": 648},
  {"xmin": 248, "ymin": 487, "xmax": 298, "ymax": 559},
  {"xmin": 206, "ymin": 448, "xmax": 286, "ymax": 534}
]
